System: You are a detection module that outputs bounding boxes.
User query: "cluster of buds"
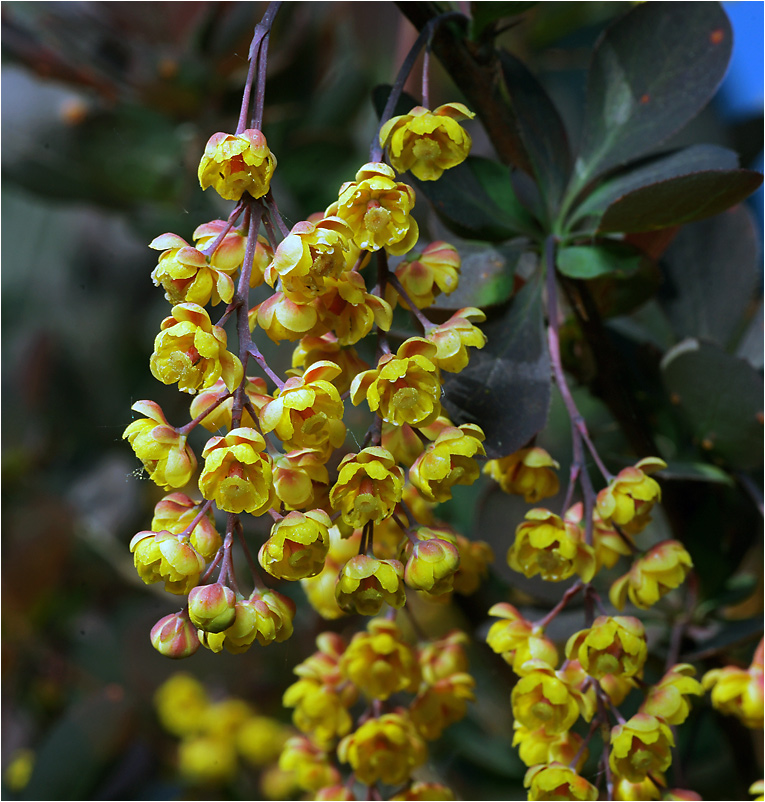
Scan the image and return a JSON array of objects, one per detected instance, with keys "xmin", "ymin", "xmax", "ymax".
[
  {"xmin": 153, "ymin": 673, "xmax": 296, "ymax": 797},
  {"xmin": 280, "ymin": 622, "xmax": 472, "ymax": 797}
]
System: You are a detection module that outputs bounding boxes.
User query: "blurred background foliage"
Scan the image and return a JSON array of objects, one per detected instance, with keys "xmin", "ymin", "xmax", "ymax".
[{"xmin": 1, "ymin": 2, "xmax": 762, "ymax": 799}]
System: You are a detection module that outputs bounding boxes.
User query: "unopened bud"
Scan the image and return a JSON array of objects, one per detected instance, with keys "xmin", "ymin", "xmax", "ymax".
[
  {"xmin": 188, "ymin": 583, "xmax": 237, "ymax": 632},
  {"xmin": 150, "ymin": 610, "xmax": 200, "ymax": 659},
  {"xmin": 404, "ymin": 535, "xmax": 460, "ymax": 594}
]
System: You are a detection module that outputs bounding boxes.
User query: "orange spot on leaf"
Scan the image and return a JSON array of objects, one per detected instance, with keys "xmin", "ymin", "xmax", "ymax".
[{"xmin": 710, "ymin": 29, "xmax": 724, "ymax": 45}]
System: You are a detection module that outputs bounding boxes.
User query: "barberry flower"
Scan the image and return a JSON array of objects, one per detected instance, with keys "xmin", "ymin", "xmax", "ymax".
[
  {"xmin": 403, "ymin": 530, "xmax": 461, "ymax": 594},
  {"xmin": 335, "ymin": 555, "xmax": 406, "ymax": 616},
  {"xmin": 301, "ymin": 528, "xmax": 361, "ymax": 620},
  {"xmin": 199, "ymin": 589, "xmax": 295, "ymax": 653},
  {"xmin": 486, "ymin": 602, "xmax": 559, "ymax": 674},
  {"xmin": 154, "ymin": 673, "xmax": 209, "ymax": 737},
  {"xmin": 351, "ymin": 337, "xmax": 442, "ymax": 428},
  {"xmin": 641, "ymin": 663, "xmax": 703, "ymax": 725},
  {"xmin": 337, "ymin": 711, "xmax": 427, "ymax": 786},
  {"xmin": 149, "ymin": 233, "xmax": 234, "ymax": 307},
  {"xmin": 409, "ymin": 672, "xmax": 476, "ymax": 739},
  {"xmin": 316, "ymin": 270, "xmax": 393, "ymax": 346},
  {"xmin": 511, "ymin": 660, "xmax": 594, "ymax": 735},
  {"xmin": 259, "ymin": 509, "xmax": 331, "ymax": 580},
  {"xmin": 237, "ymin": 716, "xmax": 291, "ymax": 766},
  {"xmin": 291, "ymin": 333, "xmax": 369, "ymax": 396},
  {"xmin": 513, "ymin": 724, "xmax": 587, "ymax": 770},
  {"xmin": 130, "ymin": 530, "xmax": 205, "ymax": 594},
  {"xmin": 425, "ymin": 307, "xmax": 487, "ymax": 373},
  {"xmin": 198, "ymin": 129, "xmax": 276, "ymax": 200},
  {"xmin": 609, "ymin": 540, "xmax": 693, "ymax": 610},
  {"xmin": 507, "ymin": 508, "xmax": 596, "ymax": 583},
  {"xmin": 198, "ymin": 428, "xmax": 276, "ymax": 515},
  {"xmin": 150, "ymin": 610, "xmax": 200, "ymax": 659},
  {"xmin": 597, "ymin": 457, "xmax": 667, "ymax": 534},
  {"xmin": 750, "ymin": 780, "xmax": 765, "ymax": 802},
  {"xmin": 279, "ymin": 736, "xmax": 340, "ymax": 793},
  {"xmin": 272, "ymin": 448, "xmax": 329, "ymax": 510},
  {"xmin": 565, "ymin": 501, "xmax": 634, "ymax": 571},
  {"xmin": 177, "ymin": 735, "xmax": 238, "ymax": 783},
  {"xmin": 251, "ymin": 291, "xmax": 323, "ymax": 343},
  {"xmin": 565, "ymin": 616, "xmax": 647, "ymax": 680},
  {"xmin": 409, "ymin": 423, "xmax": 486, "ymax": 502},
  {"xmin": 330, "ymin": 447, "xmax": 404, "ymax": 528},
  {"xmin": 193, "ymin": 219, "xmax": 251, "ymax": 275},
  {"xmin": 702, "ymin": 641, "xmax": 764, "ymax": 728},
  {"xmin": 150, "ymin": 303, "xmax": 243, "ymax": 394},
  {"xmin": 282, "ymin": 679, "xmax": 354, "ymax": 748},
  {"xmin": 339, "ymin": 618, "xmax": 420, "ymax": 699},
  {"xmin": 259, "ymin": 361, "xmax": 346, "ymax": 460},
  {"xmin": 418, "ymin": 631, "xmax": 471, "ymax": 684},
  {"xmin": 614, "ymin": 774, "xmax": 665, "ymax": 801},
  {"xmin": 189, "ymin": 376, "xmax": 267, "ymax": 432},
  {"xmin": 484, "ymin": 447, "xmax": 560, "ymax": 503},
  {"xmin": 609, "ymin": 713, "xmax": 674, "ymax": 783},
  {"xmin": 523, "ymin": 762, "xmax": 598, "ymax": 801},
  {"xmin": 390, "ymin": 241, "xmax": 461, "ymax": 309},
  {"xmin": 326, "ymin": 162, "xmax": 418, "ymax": 255},
  {"xmin": 123, "ymin": 401, "xmax": 197, "ymax": 490},
  {"xmin": 188, "ymin": 583, "xmax": 237, "ymax": 632},
  {"xmin": 151, "ymin": 493, "xmax": 221, "ymax": 560},
  {"xmin": 379, "ymin": 103, "xmax": 474, "ymax": 181},
  {"xmin": 390, "ymin": 782, "xmax": 456, "ymax": 801}
]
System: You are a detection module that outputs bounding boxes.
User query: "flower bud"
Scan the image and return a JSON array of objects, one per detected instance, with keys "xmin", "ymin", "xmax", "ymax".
[
  {"xmin": 404, "ymin": 534, "xmax": 460, "ymax": 594},
  {"xmin": 150, "ymin": 610, "xmax": 200, "ymax": 659},
  {"xmin": 188, "ymin": 583, "xmax": 237, "ymax": 632},
  {"xmin": 335, "ymin": 555, "xmax": 405, "ymax": 616}
]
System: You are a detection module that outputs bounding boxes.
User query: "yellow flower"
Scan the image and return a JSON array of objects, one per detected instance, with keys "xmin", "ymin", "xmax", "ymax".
[
  {"xmin": 511, "ymin": 660, "xmax": 594, "ymax": 735},
  {"xmin": 641, "ymin": 663, "xmax": 703, "ymax": 725},
  {"xmin": 326, "ymin": 162, "xmax": 418, "ymax": 254},
  {"xmin": 609, "ymin": 540, "xmax": 693, "ymax": 610},
  {"xmin": 154, "ymin": 673, "xmax": 210, "ymax": 737},
  {"xmin": 507, "ymin": 508, "xmax": 596, "ymax": 583},
  {"xmin": 351, "ymin": 337, "xmax": 441, "ymax": 427},
  {"xmin": 192, "ymin": 219, "xmax": 251, "ymax": 275},
  {"xmin": 259, "ymin": 509, "xmax": 331, "ymax": 580},
  {"xmin": 151, "ymin": 492, "xmax": 221, "ymax": 560},
  {"xmin": 409, "ymin": 423, "xmax": 486, "ymax": 502},
  {"xmin": 237, "ymin": 716, "xmax": 291, "ymax": 767},
  {"xmin": 390, "ymin": 782, "xmax": 456, "ymax": 801},
  {"xmin": 198, "ymin": 129, "xmax": 276, "ymax": 200},
  {"xmin": 403, "ymin": 530, "xmax": 461, "ymax": 594},
  {"xmin": 317, "ymin": 270, "xmax": 393, "ymax": 346},
  {"xmin": 272, "ymin": 448, "xmax": 329, "ymax": 510},
  {"xmin": 189, "ymin": 376, "xmax": 268, "ymax": 433},
  {"xmin": 486, "ymin": 602, "xmax": 559, "ymax": 675},
  {"xmin": 300, "ymin": 528, "xmax": 361, "ymax": 620},
  {"xmin": 4, "ymin": 749, "xmax": 35, "ymax": 792},
  {"xmin": 513, "ymin": 723, "xmax": 587, "ymax": 770},
  {"xmin": 130, "ymin": 530, "xmax": 205, "ymax": 595},
  {"xmin": 389, "ymin": 241, "xmax": 461, "ymax": 309},
  {"xmin": 425, "ymin": 307, "xmax": 487, "ymax": 373},
  {"xmin": 282, "ymin": 679, "xmax": 353, "ymax": 748},
  {"xmin": 565, "ymin": 616, "xmax": 647, "ymax": 680},
  {"xmin": 484, "ymin": 447, "xmax": 560, "ymax": 503},
  {"xmin": 251, "ymin": 291, "xmax": 324, "ymax": 343},
  {"xmin": 409, "ymin": 673, "xmax": 476, "ymax": 740},
  {"xmin": 565, "ymin": 501, "xmax": 634, "ymax": 571},
  {"xmin": 291, "ymin": 333, "xmax": 370, "ymax": 396},
  {"xmin": 702, "ymin": 642, "xmax": 764, "ymax": 729},
  {"xmin": 339, "ymin": 618, "xmax": 420, "ymax": 700},
  {"xmin": 178, "ymin": 734, "xmax": 238, "ymax": 784},
  {"xmin": 149, "ymin": 233, "xmax": 234, "ymax": 307},
  {"xmin": 123, "ymin": 400, "xmax": 197, "ymax": 490},
  {"xmin": 188, "ymin": 583, "xmax": 237, "ymax": 632},
  {"xmin": 259, "ymin": 361, "xmax": 346, "ymax": 460},
  {"xmin": 337, "ymin": 712, "xmax": 427, "ymax": 786},
  {"xmin": 266, "ymin": 216, "xmax": 352, "ymax": 299},
  {"xmin": 335, "ymin": 555, "xmax": 406, "ymax": 616},
  {"xmin": 614, "ymin": 774, "xmax": 665, "ymax": 801},
  {"xmin": 609, "ymin": 713, "xmax": 674, "ymax": 784},
  {"xmin": 198, "ymin": 428, "xmax": 275, "ymax": 515},
  {"xmin": 597, "ymin": 457, "xmax": 666, "ymax": 534},
  {"xmin": 524, "ymin": 763, "xmax": 598, "ymax": 801},
  {"xmin": 418, "ymin": 630, "xmax": 470, "ymax": 684},
  {"xmin": 199, "ymin": 589, "xmax": 295, "ymax": 653},
  {"xmin": 379, "ymin": 103, "xmax": 474, "ymax": 181},
  {"xmin": 150, "ymin": 303, "xmax": 243, "ymax": 394},
  {"xmin": 750, "ymin": 780, "xmax": 765, "ymax": 802},
  {"xmin": 279, "ymin": 735, "xmax": 340, "ymax": 793},
  {"xmin": 330, "ymin": 447, "xmax": 404, "ymax": 528}
]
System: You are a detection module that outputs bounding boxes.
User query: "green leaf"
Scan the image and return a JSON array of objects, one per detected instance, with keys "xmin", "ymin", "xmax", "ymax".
[
  {"xmin": 441, "ymin": 267, "xmax": 551, "ymax": 458},
  {"xmin": 659, "ymin": 205, "xmax": 760, "ymax": 349},
  {"xmin": 470, "ymin": 2, "xmax": 538, "ymax": 39},
  {"xmin": 597, "ymin": 169, "xmax": 763, "ymax": 233},
  {"xmin": 572, "ymin": 144, "xmax": 740, "ymax": 223},
  {"xmin": 661, "ymin": 339, "xmax": 764, "ymax": 470},
  {"xmin": 557, "ymin": 242, "xmax": 642, "ymax": 280},
  {"xmin": 498, "ymin": 50, "xmax": 572, "ymax": 213},
  {"xmin": 659, "ymin": 460, "xmax": 734, "ymax": 486},
  {"xmin": 412, "ymin": 156, "xmax": 539, "ymax": 241},
  {"xmin": 576, "ymin": 2, "xmax": 732, "ymax": 183}
]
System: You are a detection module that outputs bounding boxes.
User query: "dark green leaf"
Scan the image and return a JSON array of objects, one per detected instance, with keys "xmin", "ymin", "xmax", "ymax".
[
  {"xmin": 470, "ymin": 2, "xmax": 538, "ymax": 39},
  {"xmin": 441, "ymin": 268, "xmax": 551, "ymax": 458},
  {"xmin": 557, "ymin": 242, "xmax": 642, "ymax": 280},
  {"xmin": 662, "ymin": 339, "xmax": 764, "ymax": 470},
  {"xmin": 498, "ymin": 51, "xmax": 572, "ymax": 213},
  {"xmin": 685, "ymin": 616, "xmax": 763, "ymax": 659},
  {"xmin": 597, "ymin": 170, "xmax": 763, "ymax": 233},
  {"xmin": 659, "ymin": 460, "xmax": 734, "ymax": 486},
  {"xmin": 697, "ymin": 574, "xmax": 760, "ymax": 617},
  {"xmin": 412, "ymin": 156, "xmax": 539, "ymax": 241},
  {"xmin": 577, "ymin": 2, "xmax": 732, "ymax": 182},
  {"xmin": 573, "ymin": 145, "xmax": 740, "ymax": 223},
  {"xmin": 660, "ymin": 205, "xmax": 759, "ymax": 349}
]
